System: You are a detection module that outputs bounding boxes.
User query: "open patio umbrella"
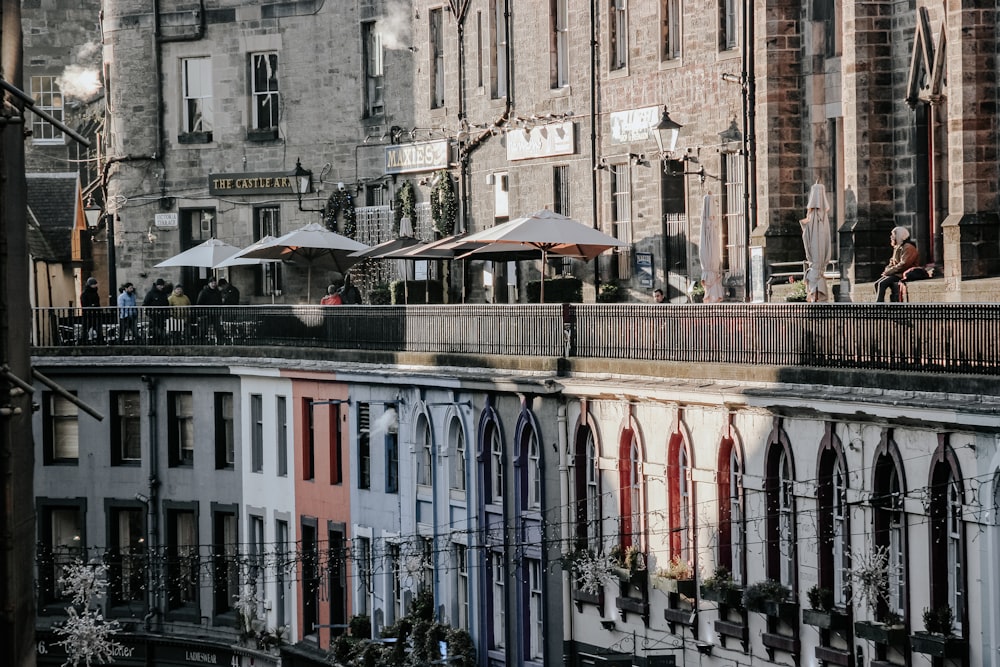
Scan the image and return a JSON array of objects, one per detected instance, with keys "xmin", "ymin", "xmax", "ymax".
[
  {"xmin": 800, "ymin": 182, "xmax": 832, "ymax": 302},
  {"xmin": 459, "ymin": 209, "xmax": 627, "ymax": 301},
  {"xmin": 155, "ymin": 238, "xmax": 242, "ymax": 268},
  {"xmin": 213, "ymin": 235, "xmax": 279, "ymax": 268},
  {"xmin": 235, "ymin": 222, "xmax": 369, "ymax": 301},
  {"xmin": 699, "ymin": 195, "xmax": 725, "ymax": 303},
  {"xmin": 349, "ymin": 235, "xmax": 424, "ymax": 260}
]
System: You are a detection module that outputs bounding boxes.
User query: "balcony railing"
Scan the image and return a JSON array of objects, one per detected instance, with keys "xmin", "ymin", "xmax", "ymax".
[{"xmin": 32, "ymin": 303, "xmax": 1000, "ymax": 376}]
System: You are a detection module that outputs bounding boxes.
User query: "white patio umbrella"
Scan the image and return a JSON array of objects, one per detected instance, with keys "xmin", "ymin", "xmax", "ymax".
[
  {"xmin": 213, "ymin": 235, "xmax": 279, "ymax": 268},
  {"xmin": 800, "ymin": 183, "xmax": 832, "ymax": 302},
  {"xmin": 459, "ymin": 209, "xmax": 627, "ymax": 301},
  {"xmin": 154, "ymin": 238, "xmax": 241, "ymax": 268},
  {"xmin": 235, "ymin": 222, "xmax": 369, "ymax": 301},
  {"xmin": 699, "ymin": 195, "xmax": 725, "ymax": 303}
]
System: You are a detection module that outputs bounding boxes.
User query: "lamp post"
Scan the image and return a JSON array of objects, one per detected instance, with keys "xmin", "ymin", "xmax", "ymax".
[
  {"xmin": 290, "ymin": 158, "xmax": 325, "ymax": 218},
  {"xmin": 652, "ymin": 107, "xmax": 682, "ymax": 157}
]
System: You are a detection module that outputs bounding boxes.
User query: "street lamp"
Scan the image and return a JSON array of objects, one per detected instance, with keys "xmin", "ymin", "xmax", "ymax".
[
  {"xmin": 290, "ymin": 158, "xmax": 325, "ymax": 215},
  {"xmin": 652, "ymin": 108, "xmax": 682, "ymax": 156},
  {"xmin": 84, "ymin": 199, "xmax": 103, "ymax": 230}
]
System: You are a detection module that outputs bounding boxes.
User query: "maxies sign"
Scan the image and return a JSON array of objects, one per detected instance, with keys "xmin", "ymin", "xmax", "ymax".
[
  {"xmin": 209, "ymin": 172, "xmax": 294, "ymax": 196},
  {"xmin": 384, "ymin": 140, "xmax": 451, "ymax": 174}
]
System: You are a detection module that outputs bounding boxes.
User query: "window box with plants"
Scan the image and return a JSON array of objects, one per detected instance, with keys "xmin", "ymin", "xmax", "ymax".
[
  {"xmin": 854, "ymin": 618, "xmax": 907, "ymax": 646},
  {"xmin": 910, "ymin": 606, "xmax": 966, "ymax": 658},
  {"xmin": 651, "ymin": 555, "xmax": 696, "ymax": 598},
  {"xmin": 802, "ymin": 585, "xmax": 849, "ymax": 632},
  {"xmin": 742, "ymin": 579, "xmax": 797, "ymax": 621},
  {"xmin": 700, "ymin": 566, "xmax": 743, "ymax": 608},
  {"xmin": 564, "ymin": 548, "xmax": 616, "ymax": 604},
  {"xmin": 851, "ymin": 545, "xmax": 907, "ymax": 647},
  {"xmin": 611, "ymin": 545, "xmax": 647, "ymax": 588}
]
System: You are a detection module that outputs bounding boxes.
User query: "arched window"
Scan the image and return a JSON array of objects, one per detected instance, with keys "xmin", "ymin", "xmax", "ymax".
[
  {"xmin": 573, "ymin": 424, "xmax": 601, "ymax": 549},
  {"xmin": 717, "ymin": 437, "xmax": 744, "ymax": 584},
  {"xmin": 817, "ymin": 427, "xmax": 849, "ymax": 607},
  {"xmin": 527, "ymin": 430, "xmax": 541, "ymax": 510},
  {"xmin": 765, "ymin": 426, "xmax": 796, "ymax": 589},
  {"xmin": 873, "ymin": 442, "xmax": 907, "ymax": 621},
  {"xmin": 491, "ymin": 427, "xmax": 504, "ymax": 503},
  {"xmin": 416, "ymin": 414, "xmax": 431, "ymax": 487},
  {"xmin": 449, "ymin": 417, "xmax": 466, "ymax": 492},
  {"xmin": 619, "ymin": 430, "xmax": 642, "ymax": 548},
  {"xmin": 667, "ymin": 432, "xmax": 692, "ymax": 563},
  {"xmin": 929, "ymin": 441, "xmax": 965, "ymax": 636}
]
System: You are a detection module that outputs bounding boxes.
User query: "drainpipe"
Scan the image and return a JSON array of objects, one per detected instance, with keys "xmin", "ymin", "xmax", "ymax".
[
  {"xmin": 141, "ymin": 374, "xmax": 161, "ymax": 632},
  {"xmin": 589, "ymin": 0, "xmax": 600, "ymax": 294},
  {"xmin": 742, "ymin": 0, "xmax": 757, "ymax": 301},
  {"xmin": 557, "ymin": 403, "xmax": 572, "ymax": 648}
]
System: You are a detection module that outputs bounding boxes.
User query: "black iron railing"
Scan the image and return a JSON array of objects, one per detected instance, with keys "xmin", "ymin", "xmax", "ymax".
[{"xmin": 32, "ymin": 304, "xmax": 1000, "ymax": 376}]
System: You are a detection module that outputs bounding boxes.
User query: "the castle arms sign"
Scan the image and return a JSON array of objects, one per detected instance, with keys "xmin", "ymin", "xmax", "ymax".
[{"xmin": 209, "ymin": 172, "xmax": 294, "ymax": 196}]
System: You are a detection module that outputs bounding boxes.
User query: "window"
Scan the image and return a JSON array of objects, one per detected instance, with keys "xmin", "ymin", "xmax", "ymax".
[
  {"xmin": 276, "ymin": 396, "xmax": 288, "ymax": 476},
  {"xmin": 818, "ymin": 433, "xmax": 849, "ymax": 607},
  {"xmin": 251, "ymin": 394, "xmax": 263, "ymax": 472},
  {"xmin": 362, "ymin": 22, "xmax": 384, "ymax": 116},
  {"xmin": 168, "ymin": 391, "xmax": 195, "ymax": 467},
  {"xmin": 420, "ymin": 536, "xmax": 434, "ymax": 592},
  {"xmin": 253, "ymin": 207, "xmax": 282, "ymax": 297},
  {"xmin": 550, "ymin": 0, "xmax": 569, "ymax": 88},
  {"xmin": 215, "ymin": 392, "xmax": 234, "ymax": 470},
  {"xmin": 611, "ymin": 164, "xmax": 632, "ymax": 279},
  {"xmin": 429, "ymin": 9, "xmax": 444, "ymax": 108},
  {"xmin": 455, "ymin": 543, "xmax": 469, "ymax": 629},
  {"xmin": 490, "ymin": 551, "xmax": 505, "ymax": 648},
  {"xmin": 301, "ymin": 520, "xmax": 319, "ymax": 633},
  {"xmin": 329, "ymin": 403, "xmax": 343, "ymax": 485},
  {"xmin": 553, "ymin": 166, "xmax": 570, "ymax": 217},
  {"xmin": 813, "ymin": 0, "xmax": 842, "ymax": 58},
  {"xmin": 358, "ymin": 402, "xmax": 371, "ymax": 490},
  {"xmin": 573, "ymin": 426, "xmax": 602, "ymax": 548},
  {"xmin": 213, "ymin": 509, "xmax": 238, "ymax": 616},
  {"xmin": 719, "ymin": 0, "xmax": 737, "ymax": 51},
  {"xmin": 30, "ymin": 76, "xmax": 63, "ymax": 142},
  {"xmin": 494, "ymin": 172, "xmax": 509, "ymax": 221},
  {"xmin": 249, "ymin": 515, "xmax": 266, "ymax": 617},
  {"xmin": 490, "ymin": 425, "xmax": 504, "ymax": 504},
  {"xmin": 250, "ymin": 52, "xmax": 278, "ymax": 131},
  {"xmin": 930, "ymin": 451, "xmax": 965, "ymax": 634},
  {"xmin": 623, "ymin": 434, "xmax": 641, "ymax": 547},
  {"xmin": 668, "ymin": 434, "xmax": 691, "ymax": 563},
  {"xmin": 108, "ymin": 506, "xmax": 145, "ymax": 607},
  {"xmin": 38, "ymin": 503, "xmax": 84, "ymax": 607},
  {"xmin": 182, "ymin": 57, "xmax": 213, "ymax": 136},
  {"xmin": 303, "ymin": 397, "xmax": 314, "ymax": 481},
  {"xmin": 43, "ymin": 392, "xmax": 79, "ymax": 464},
  {"xmin": 490, "ymin": 0, "xmax": 507, "ymax": 98},
  {"xmin": 328, "ymin": 527, "xmax": 347, "ymax": 634},
  {"xmin": 721, "ymin": 152, "xmax": 747, "ymax": 285},
  {"xmin": 717, "ymin": 438, "xmax": 744, "ymax": 584},
  {"xmin": 417, "ymin": 414, "xmax": 432, "ymax": 487},
  {"xmin": 166, "ymin": 507, "xmax": 198, "ymax": 612},
  {"xmin": 388, "ymin": 543, "xmax": 402, "ymax": 621},
  {"xmin": 449, "ymin": 417, "xmax": 466, "ymax": 492},
  {"xmin": 662, "ymin": 0, "xmax": 681, "ymax": 60},
  {"xmin": 609, "ymin": 0, "xmax": 628, "ymax": 71},
  {"xmin": 275, "ymin": 519, "xmax": 289, "ymax": 627},
  {"xmin": 527, "ymin": 430, "xmax": 541, "ymax": 510},
  {"xmin": 386, "ymin": 426, "xmax": 399, "ymax": 494},
  {"xmin": 528, "ymin": 559, "xmax": 543, "ymax": 660},
  {"xmin": 777, "ymin": 449, "xmax": 795, "ymax": 586},
  {"xmin": 111, "ymin": 391, "xmax": 141, "ymax": 465},
  {"xmin": 476, "ymin": 11, "xmax": 484, "ymax": 88},
  {"xmin": 356, "ymin": 536, "xmax": 372, "ymax": 616}
]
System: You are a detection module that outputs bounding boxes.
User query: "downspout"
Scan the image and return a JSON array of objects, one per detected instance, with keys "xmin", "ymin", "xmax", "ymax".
[
  {"xmin": 743, "ymin": 0, "xmax": 757, "ymax": 300},
  {"xmin": 557, "ymin": 403, "xmax": 572, "ymax": 651},
  {"xmin": 589, "ymin": 0, "xmax": 600, "ymax": 293},
  {"xmin": 141, "ymin": 374, "xmax": 161, "ymax": 632}
]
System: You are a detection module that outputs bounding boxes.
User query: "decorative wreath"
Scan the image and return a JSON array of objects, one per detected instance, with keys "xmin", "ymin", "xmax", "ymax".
[
  {"xmin": 324, "ymin": 190, "xmax": 357, "ymax": 238},
  {"xmin": 429, "ymin": 170, "xmax": 457, "ymax": 238},
  {"xmin": 394, "ymin": 181, "xmax": 416, "ymax": 236}
]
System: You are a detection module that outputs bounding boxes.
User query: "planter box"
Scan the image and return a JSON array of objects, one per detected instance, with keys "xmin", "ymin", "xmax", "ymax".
[
  {"xmin": 701, "ymin": 585, "xmax": 743, "ymax": 608},
  {"xmin": 715, "ymin": 619, "xmax": 747, "ymax": 644},
  {"xmin": 663, "ymin": 607, "xmax": 696, "ymax": 627},
  {"xmin": 246, "ymin": 128, "xmax": 279, "ymax": 142},
  {"xmin": 813, "ymin": 645, "xmax": 853, "ymax": 666},
  {"xmin": 615, "ymin": 595, "xmax": 649, "ymax": 621},
  {"xmin": 653, "ymin": 577, "xmax": 696, "ymax": 598},
  {"xmin": 762, "ymin": 632, "xmax": 799, "ymax": 655},
  {"xmin": 909, "ymin": 632, "xmax": 967, "ymax": 658},
  {"xmin": 854, "ymin": 621, "xmax": 906, "ymax": 646},
  {"xmin": 572, "ymin": 588, "xmax": 602, "ymax": 613},
  {"xmin": 749, "ymin": 599, "xmax": 799, "ymax": 622},
  {"xmin": 802, "ymin": 608, "xmax": 849, "ymax": 632}
]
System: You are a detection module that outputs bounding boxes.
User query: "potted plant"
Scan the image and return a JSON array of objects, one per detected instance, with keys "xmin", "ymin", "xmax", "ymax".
[
  {"xmin": 597, "ymin": 281, "xmax": 622, "ymax": 303},
  {"xmin": 742, "ymin": 579, "xmax": 795, "ymax": 619},
  {"xmin": 910, "ymin": 605, "xmax": 966, "ymax": 657},
  {"xmin": 851, "ymin": 546, "xmax": 907, "ymax": 646},
  {"xmin": 652, "ymin": 555, "xmax": 696, "ymax": 597},
  {"xmin": 802, "ymin": 584, "xmax": 848, "ymax": 631},
  {"xmin": 700, "ymin": 566, "xmax": 743, "ymax": 607},
  {"xmin": 689, "ymin": 281, "xmax": 705, "ymax": 303},
  {"xmin": 564, "ymin": 548, "xmax": 617, "ymax": 596}
]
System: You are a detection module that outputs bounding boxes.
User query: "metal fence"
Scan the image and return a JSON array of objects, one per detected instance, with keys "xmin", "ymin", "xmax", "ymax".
[{"xmin": 32, "ymin": 303, "xmax": 1000, "ymax": 376}]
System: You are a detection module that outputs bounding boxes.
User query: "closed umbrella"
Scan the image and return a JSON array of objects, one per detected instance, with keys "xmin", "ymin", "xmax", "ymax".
[
  {"xmin": 800, "ymin": 183, "xmax": 832, "ymax": 303},
  {"xmin": 155, "ymin": 238, "xmax": 242, "ymax": 268},
  {"xmin": 459, "ymin": 209, "xmax": 626, "ymax": 301},
  {"xmin": 699, "ymin": 195, "xmax": 725, "ymax": 303},
  {"xmin": 235, "ymin": 222, "xmax": 369, "ymax": 301}
]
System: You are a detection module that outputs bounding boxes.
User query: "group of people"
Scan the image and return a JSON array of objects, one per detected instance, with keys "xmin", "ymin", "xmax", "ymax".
[{"xmin": 320, "ymin": 274, "xmax": 362, "ymax": 306}]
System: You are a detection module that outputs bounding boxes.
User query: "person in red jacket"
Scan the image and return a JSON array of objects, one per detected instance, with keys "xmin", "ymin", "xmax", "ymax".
[{"xmin": 874, "ymin": 226, "xmax": 919, "ymax": 302}]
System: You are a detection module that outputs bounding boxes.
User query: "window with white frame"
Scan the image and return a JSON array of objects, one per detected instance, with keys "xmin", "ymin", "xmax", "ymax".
[
  {"xmin": 528, "ymin": 430, "xmax": 541, "ymax": 510},
  {"xmin": 182, "ymin": 57, "xmax": 213, "ymax": 134},
  {"xmin": 611, "ymin": 164, "xmax": 633, "ymax": 279},
  {"xmin": 728, "ymin": 447, "xmax": 743, "ymax": 583},
  {"xmin": 30, "ymin": 76, "xmax": 63, "ymax": 142},
  {"xmin": 111, "ymin": 391, "xmax": 141, "ymax": 465},
  {"xmin": 586, "ymin": 431, "xmax": 600, "ymax": 545},
  {"xmin": 168, "ymin": 391, "xmax": 195, "ymax": 467},
  {"xmin": 429, "ymin": 9, "xmax": 444, "ymax": 108},
  {"xmin": 888, "ymin": 467, "xmax": 905, "ymax": 617},
  {"xmin": 491, "ymin": 551, "xmax": 505, "ymax": 648},
  {"xmin": 358, "ymin": 402, "xmax": 371, "ymax": 490},
  {"xmin": 628, "ymin": 437, "xmax": 641, "ymax": 545},
  {"xmin": 417, "ymin": 414, "xmax": 432, "ymax": 487},
  {"xmin": 249, "ymin": 514, "xmax": 265, "ymax": 615},
  {"xmin": 356, "ymin": 536, "xmax": 371, "ymax": 616},
  {"xmin": 388, "ymin": 543, "xmax": 402, "ymax": 621},
  {"xmin": 529, "ymin": 558, "xmax": 544, "ymax": 659},
  {"xmin": 215, "ymin": 392, "xmax": 234, "ymax": 469},
  {"xmin": 362, "ymin": 22, "xmax": 384, "ymax": 117},
  {"xmin": 491, "ymin": 426, "xmax": 504, "ymax": 503},
  {"xmin": 254, "ymin": 207, "xmax": 282, "ymax": 296},
  {"xmin": 450, "ymin": 417, "xmax": 466, "ymax": 492},
  {"xmin": 778, "ymin": 448, "xmax": 795, "ymax": 587},
  {"xmin": 662, "ymin": 0, "xmax": 681, "ymax": 61},
  {"xmin": 677, "ymin": 445, "xmax": 690, "ymax": 563},
  {"xmin": 275, "ymin": 519, "xmax": 289, "ymax": 627},
  {"xmin": 720, "ymin": 0, "xmax": 737, "ymax": 51},
  {"xmin": 551, "ymin": 0, "xmax": 569, "ymax": 88},
  {"xmin": 276, "ymin": 395, "xmax": 288, "ymax": 476},
  {"xmin": 421, "ymin": 536, "xmax": 434, "ymax": 592},
  {"xmin": 250, "ymin": 52, "xmax": 279, "ymax": 130},
  {"xmin": 947, "ymin": 477, "xmax": 963, "ymax": 631},
  {"xmin": 455, "ymin": 543, "xmax": 469, "ymax": 629},
  {"xmin": 722, "ymin": 152, "xmax": 747, "ymax": 284},
  {"xmin": 490, "ymin": 0, "xmax": 508, "ymax": 99},
  {"xmin": 44, "ymin": 392, "xmax": 79, "ymax": 463},
  {"xmin": 609, "ymin": 0, "xmax": 628, "ymax": 71},
  {"xmin": 832, "ymin": 457, "xmax": 848, "ymax": 605}
]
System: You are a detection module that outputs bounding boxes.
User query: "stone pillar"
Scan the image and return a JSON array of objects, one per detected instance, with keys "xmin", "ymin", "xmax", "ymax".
[
  {"xmin": 940, "ymin": 7, "xmax": 1000, "ymax": 293},
  {"xmin": 840, "ymin": 0, "xmax": 897, "ymax": 289}
]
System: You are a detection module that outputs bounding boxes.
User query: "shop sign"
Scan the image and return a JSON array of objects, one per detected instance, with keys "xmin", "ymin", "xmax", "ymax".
[
  {"xmin": 36, "ymin": 632, "xmax": 146, "ymax": 666},
  {"xmin": 384, "ymin": 140, "xmax": 450, "ymax": 174},
  {"xmin": 155, "ymin": 213, "xmax": 179, "ymax": 228},
  {"xmin": 209, "ymin": 172, "xmax": 294, "ymax": 196},
  {"xmin": 157, "ymin": 642, "xmax": 236, "ymax": 667},
  {"xmin": 609, "ymin": 106, "xmax": 660, "ymax": 145},
  {"xmin": 505, "ymin": 121, "xmax": 575, "ymax": 161}
]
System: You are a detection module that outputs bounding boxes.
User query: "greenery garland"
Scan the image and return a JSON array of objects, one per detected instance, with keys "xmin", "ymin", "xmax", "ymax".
[
  {"xmin": 429, "ymin": 170, "xmax": 457, "ymax": 237},
  {"xmin": 393, "ymin": 181, "xmax": 416, "ymax": 236},
  {"xmin": 323, "ymin": 189, "xmax": 357, "ymax": 238}
]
